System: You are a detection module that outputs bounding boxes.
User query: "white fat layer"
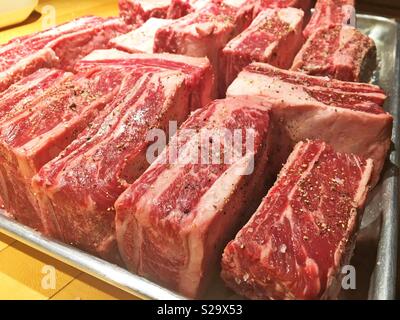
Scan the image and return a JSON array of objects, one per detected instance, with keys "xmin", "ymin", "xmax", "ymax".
[
  {"xmin": 0, "ymin": 48, "xmax": 57, "ymax": 88},
  {"xmin": 228, "ymin": 66, "xmax": 386, "ymax": 102},
  {"xmin": 277, "ymin": 8, "xmax": 304, "ymax": 28},
  {"xmin": 227, "ymin": 71, "xmax": 317, "ymax": 106},
  {"xmin": 181, "ymin": 153, "xmax": 254, "ymax": 295},
  {"xmin": 82, "ymin": 48, "xmax": 133, "ymax": 60},
  {"xmin": 136, "ymin": 0, "xmax": 172, "ymax": 11},
  {"xmin": 188, "ymin": 153, "xmax": 253, "ymax": 230},
  {"xmin": 223, "ymin": 0, "xmax": 246, "ymax": 8},
  {"xmin": 80, "ymin": 48, "xmax": 210, "ymax": 68},
  {"xmin": 0, "ymin": 69, "xmax": 56, "ymax": 101},
  {"xmin": 353, "ymin": 158, "xmax": 374, "ymax": 205},
  {"xmin": 331, "ymin": 157, "xmax": 373, "ymax": 269},
  {"xmin": 111, "ymin": 18, "xmax": 173, "ymax": 54},
  {"xmin": 39, "ymin": 16, "xmax": 99, "ymax": 35}
]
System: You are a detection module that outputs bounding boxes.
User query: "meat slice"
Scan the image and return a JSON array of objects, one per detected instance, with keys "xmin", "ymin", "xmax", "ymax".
[
  {"xmin": 303, "ymin": 0, "xmax": 355, "ymax": 38},
  {"xmin": 0, "ymin": 68, "xmax": 72, "ymax": 222},
  {"xmin": 0, "ymin": 68, "xmax": 67, "ymax": 119},
  {"xmin": 0, "ymin": 68, "xmax": 123, "ymax": 233},
  {"xmin": 292, "ymin": 25, "xmax": 377, "ymax": 82},
  {"xmin": 119, "ymin": 0, "xmax": 173, "ymax": 25},
  {"xmin": 32, "ymin": 69, "xmax": 192, "ymax": 263},
  {"xmin": 221, "ymin": 140, "xmax": 373, "ymax": 300},
  {"xmin": 0, "ymin": 16, "xmax": 102, "ymax": 73},
  {"xmin": 0, "ymin": 16, "xmax": 128, "ymax": 93},
  {"xmin": 75, "ymin": 49, "xmax": 215, "ymax": 110},
  {"xmin": 154, "ymin": 2, "xmax": 252, "ymax": 96},
  {"xmin": 0, "ymin": 49, "xmax": 56, "ymax": 94},
  {"xmin": 222, "ymin": 7, "xmax": 304, "ymax": 89},
  {"xmin": 47, "ymin": 17, "xmax": 129, "ymax": 71},
  {"xmin": 227, "ymin": 63, "xmax": 392, "ymax": 185},
  {"xmin": 114, "ymin": 96, "xmax": 273, "ymax": 298},
  {"xmin": 110, "ymin": 18, "xmax": 174, "ymax": 53}
]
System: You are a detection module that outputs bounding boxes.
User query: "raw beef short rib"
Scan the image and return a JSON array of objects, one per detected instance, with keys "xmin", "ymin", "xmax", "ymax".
[
  {"xmin": 0, "ymin": 68, "xmax": 67, "ymax": 119},
  {"xmin": 32, "ymin": 68, "xmax": 191, "ymax": 263},
  {"xmin": 303, "ymin": 0, "xmax": 355, "ymax": 38},
  {"xmin": 227, "ymin": 62, "xmax": 391, "ymax": 185},
  {"xmin": 0, "ymin": 16, "xmax": 128, "ymax": 93},
  {"xmin": 48, "ymin": 17, "xmax": 129, "ymax": 71},
  {"xmin": 0, "ymin": 68, "xmax": 123, "ymax": 233},
  {"xmin": 221, "ymin": 140, "xmax": 373, "ymax": 300},
  {"xmin": 154, "ymin": 2, "xmax": 251, "ymax": 96},
  {"xmin": 222, "ymin": 7, "xmax": 304, "ymax": 89},
  {"xmin": 0, "ymin": 68, "xmax": 69, "ymax": 221},
  {"xmin": 75, "ymin": 49, "xmax": 215, "ymax": 110},
  {"xmin": 115, "ymin": 96, "xmax": 273, "ymax": 297},
  {"xmin": 292, "ymin": 24, "xmax": 377, "ymax": 82}
]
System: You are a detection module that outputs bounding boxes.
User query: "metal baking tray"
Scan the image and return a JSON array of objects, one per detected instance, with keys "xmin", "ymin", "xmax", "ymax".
[{"xmin": 0, "ymin": 13, "xmax": 398, "ymax": 300}]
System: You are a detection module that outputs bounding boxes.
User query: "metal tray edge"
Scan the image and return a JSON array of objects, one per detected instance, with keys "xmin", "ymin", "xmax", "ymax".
[
  {"xmin": 368, "ymin": 20, "xmax": 400, "ymax": 300},
  {"xmin": 357, "ymin": 13, "xmax": 399, "ymax": 25},
  {"xmin": 0, "ymin": 213, "xmax": 186, "ymax": 300}
]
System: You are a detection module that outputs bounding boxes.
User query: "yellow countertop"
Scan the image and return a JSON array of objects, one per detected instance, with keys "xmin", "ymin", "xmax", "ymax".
[
  {"xmin": 0, "ymin": 233, "xmax": 137, "ymax": 300},
  {"xmin": 0, "ymin": 0, "xmax": 119, "ymax": 44},
  {"xmin": 0, "ymin": 0, "xmax": 138, "ymax": 300}
]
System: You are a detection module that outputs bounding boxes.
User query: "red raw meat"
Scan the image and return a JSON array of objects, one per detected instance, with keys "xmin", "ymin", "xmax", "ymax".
[
  {"xmin": 33, "ymin": 69, "xmax": 190, "ymax": 262},
  {"xmin": 223, "ymin": 7, "xmax": 304, "ymax": 89},
  {"xmin": 0, "ymin": 16, "xmax": 128, "ymax": 93},
  {"xmin": 292, "ymin": 24, "xmax": 376, "ymax": 82},
  {"xmin": 75, "ymin": 49, "xmax": 216, "ymax": 110},
  {"xmin": 0, "ymin": 68, "xmax": 123, "ymax": 232},
  {"xmin": 154, "ymin": 1, "xmax": 252, "ymax": 96},
  {"xmin": 227, "ymin": 62, "xmax": 391, "ymax": 185},
  {"xmin": 303, "ymin": 0, "xmax": 355, "ymax": 38},
  {"xmin": 221, "ymin": 140, "xmax": 373, "ymax": 300},
  {"xmin": 115, "ymin": 96, "xmax": 273, "ymax": 297},
  {"xmin": 31, "ymin": 50, "xmax": 215, "ymax": 262},
  {"xmin": 0, "ymin": 68, "xmax": 67, "ymax": 119}
]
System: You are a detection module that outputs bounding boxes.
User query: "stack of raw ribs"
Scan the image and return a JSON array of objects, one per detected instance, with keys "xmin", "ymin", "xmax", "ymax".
[{"xmin": 0, "ymin": 0, "xmax": 393, "ymax": 299}]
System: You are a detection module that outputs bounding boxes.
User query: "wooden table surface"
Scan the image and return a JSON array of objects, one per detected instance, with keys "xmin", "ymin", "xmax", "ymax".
[
  {"xmin": 0, "ymin": 233, "xmax": 137, "ymax": 300},
  {"xmin": 0, "ymin": 0, "xmax": 399, "ymax": 300}
]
